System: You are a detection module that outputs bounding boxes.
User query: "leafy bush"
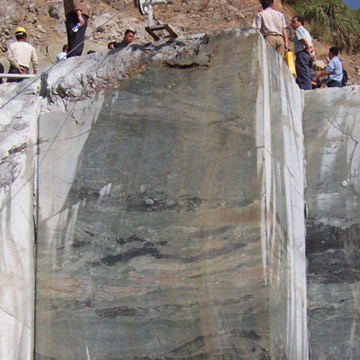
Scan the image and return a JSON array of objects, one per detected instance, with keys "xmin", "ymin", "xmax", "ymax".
[
  {"xmin": 282, "ymin": 0, "xmax": 299, "ymax": 4},
  {"xmin": 293, "ymin": 0, "xmax": 360, "ymax": 53},
  {"xmin": 354, "ymin": 9, "xmax": 360, "ymax": 22}
]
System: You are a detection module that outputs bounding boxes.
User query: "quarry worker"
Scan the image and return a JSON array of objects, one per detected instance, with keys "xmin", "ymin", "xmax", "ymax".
[
  {"xmin": 252, "ymin": 0, "xmax": 288, "ymax": 56},
  {"xmin": 64, "ymin": 0, "xmax": 90, "ymax": 57},
  {"xmin": 314, "ymin": 47, "xmax": 343, "ymax": 88},
  {"xmin": 55, "ymin": 44, "xmax": 68, "ymax": 63},
  {"xmin": 7, "ymin": 27, "xmax": 38, "ymax": 83},
  {"xmin": 0, "ymin": 62, "xmax": 4, "ymax": 84},
  {"xmin": 107, "ymin": 41, "xmax": 116, "ymax": 50},
  {"xmin": 291, "ymin": 16, "xmax": 314, "ymax": 90},
  {"xmin": 114, "ymin": 28, "xmax": 136, "ymax": 49}
]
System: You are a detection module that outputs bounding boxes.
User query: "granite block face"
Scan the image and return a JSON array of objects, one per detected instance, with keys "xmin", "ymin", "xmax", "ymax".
[
  {"xmin": 0, "ymin": 95, "xmax": 42, "ymax": 360},
  {"xmin": 303, "ymin": 87, "xmax": 360, "ymax": 360},
  {"xmin": 35, "ymin": 29, "xmax": 307, "ymax": 360},
  {"xmin": 2, "ymin": 26, "xmax": 360, "ymax": 360}
]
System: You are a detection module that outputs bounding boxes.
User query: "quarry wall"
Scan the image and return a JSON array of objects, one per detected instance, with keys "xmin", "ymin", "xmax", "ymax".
[
  {"xmin": 0, "ymin": 28, "xmax": 358, "ymax": 360},
  {"xmin": 303, "ymin": 87, "xmax": 360, "ymax": 359}
]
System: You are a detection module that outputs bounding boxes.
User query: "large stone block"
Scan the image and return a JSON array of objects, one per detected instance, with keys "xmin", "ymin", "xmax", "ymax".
[
  {"xmin": 304, "ymin": 86, "xmax": 360, "ymax": 360},
  {"xmin": 35, "ymin": 29, "xmax": 307, "ymax": 359},
  {"xmin": 0, "ymin": 93, "xmax": 42, "ymax": 360}
]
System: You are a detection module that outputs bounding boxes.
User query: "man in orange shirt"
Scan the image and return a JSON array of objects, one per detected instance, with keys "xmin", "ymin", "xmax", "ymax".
[{"xmin": 63, "ymin": 0, "xmax": 91, "ymax": 57}]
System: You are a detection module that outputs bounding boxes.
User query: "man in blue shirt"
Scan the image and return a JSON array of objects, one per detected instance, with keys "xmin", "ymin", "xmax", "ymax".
[
  {"xmin": 315, "ymin": 47, "xmax": 343, "ymax": 87},
  {"xmin": 291, "ymin": 16, "xmax": 314, "ymax": 90}
]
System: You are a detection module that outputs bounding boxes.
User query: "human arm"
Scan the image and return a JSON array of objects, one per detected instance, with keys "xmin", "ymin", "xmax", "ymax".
[
  {"xmin": 315, "ymin": 70, "xmax": 328, "ymax": 81},
  {"xmin": 295, "ymin": 27, "xmax": 314, "ymax": 55},
  {"xmin": 31, "ymin": 47, "xmax": 38, "ymax": 74},
  {"xmin": 301, "ymin": 38, "xmax": 314, "ymax": 56},
  {"xmin": 282, "ymin": 27, "xmax": 288, "ymax": 51},
  {"xmin": 252, "ymin": 13, "xmax": 262, "ymax": 31},
  {"xmin": 72, "ymin": 0, "xmax": 89, "ymax": 25},
  {"xmin": 7, "ymin": 45, "xmax": 23, "ymax": 72},
  {"xmin": 76, "ymin": 9, "xmax": 85, "ymax": 26},
  {"xmin": 315, "ymin": 60, "xmax": 335, "ymax": 81}
]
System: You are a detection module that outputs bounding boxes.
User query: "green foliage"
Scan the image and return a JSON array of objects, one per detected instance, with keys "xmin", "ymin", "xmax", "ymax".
[
  {"xmin": 282, "ymin": 0, "xmax": 299, "ymax": 4},
  {"xmin": 293, "ymin": 0, "xmax": 360, "ymax": 53},
  {"xmin": 354, "ymin": 8, "xmax": 360, "ymax": 22}
]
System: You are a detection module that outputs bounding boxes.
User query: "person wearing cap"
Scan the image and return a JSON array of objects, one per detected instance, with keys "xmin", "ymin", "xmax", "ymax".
[
  {"xmin": 114, "ymin": 29, "xmax": 136, "ymax": 49},
  {"xmin": 7, "ymin": 27, "xmax": 38, "ymax": 83},
  {"xmin": 63, "ymin": 0, "xmax": 91, "ymax": 57}
]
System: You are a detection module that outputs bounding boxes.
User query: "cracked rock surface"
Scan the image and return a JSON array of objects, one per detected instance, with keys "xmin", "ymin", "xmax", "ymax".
[
  {"xmin": 303, "ymin": 86, "xmax": 360, "ymax": 360},
  {"xmin": 0, "ymin": 27, "xmax": 359, "ymax": 360}
]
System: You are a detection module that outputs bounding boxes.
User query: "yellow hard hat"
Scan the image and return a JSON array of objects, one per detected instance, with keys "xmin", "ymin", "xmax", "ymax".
[{"xmin": 14, "ymin": 27, "xmax": 28, "ymax": 36}]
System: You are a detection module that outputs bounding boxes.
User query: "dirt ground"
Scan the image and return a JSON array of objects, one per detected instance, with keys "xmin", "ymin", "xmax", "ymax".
[{"xmin": 0, "ymin": 0, "xmax": 359, "ymax": 84}]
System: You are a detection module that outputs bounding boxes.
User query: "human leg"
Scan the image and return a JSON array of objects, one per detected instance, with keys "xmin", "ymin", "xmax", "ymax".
[
  {"xmin": 327, "ymin": 80, "xmax": 341, "ymax": 88},
  {"xmin": 0, "ymin": 63, "xmax": 4, "ymax": 84},
  {"xmin": 7, "ymin": 65, "xmax": 21, "ymax": 83},
  {"xmin": 295, "ymin": 51, "xmax": 312, "ymax": 90},
  {"xmin": 65, "ymin": 12, "xmax": 88, "ymax": 57},
  {"xmin": 265, "ymin": 35, "xmax": 285, "ymax": 56}
]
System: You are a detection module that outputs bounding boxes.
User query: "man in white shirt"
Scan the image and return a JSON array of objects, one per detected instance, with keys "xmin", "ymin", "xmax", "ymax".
[
  {"xmin": 291, "ymin": 16, "xmax": 314, "ymax": 90},
  {"xmin": 253, "ymin": 0, "xmax": 288, "ymax": 56},
  {"xmin": 7, "ymin": 27, "xmax": 38, "ymax": 83},
  {"xmin": 55, "ymin": 44, "xmax": 68, "ymax": 63}
]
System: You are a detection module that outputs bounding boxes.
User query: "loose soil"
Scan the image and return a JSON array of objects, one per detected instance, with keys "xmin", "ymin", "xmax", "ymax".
[{"xmin": 0, "ymin": 0, "xmax": 359, "ymax": 84}]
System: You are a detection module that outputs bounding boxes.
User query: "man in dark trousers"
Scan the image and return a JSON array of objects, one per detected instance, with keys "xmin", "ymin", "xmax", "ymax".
[
  {"xmin": 291, "ymin": 16, "xmax": 314, "ymax": 90},
  {"xmin": 0, "ymin": 63, "xmax": 4, "ymax": 84},
  {"xmin": 64, "ymin": 0, "xmax": 90, "ymax": 57}
]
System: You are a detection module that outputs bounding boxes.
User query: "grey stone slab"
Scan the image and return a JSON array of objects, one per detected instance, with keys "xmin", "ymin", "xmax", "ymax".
[
  {"xmin": 304, "ymin": 86, "xmax": 360, "ymax": 360},
  {"xmin": 35, "ymin": 29, "xmax": 307, "ymax": 360}
]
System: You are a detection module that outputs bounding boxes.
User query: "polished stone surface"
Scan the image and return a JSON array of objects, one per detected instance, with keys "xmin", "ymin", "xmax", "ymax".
[
  {"xmin": 35, "ymin": 29, "xmax": 307, "ymax": 359},
  {"xmin": 303, "ymin": 87, "xmax": 360, "ymax": 360}
]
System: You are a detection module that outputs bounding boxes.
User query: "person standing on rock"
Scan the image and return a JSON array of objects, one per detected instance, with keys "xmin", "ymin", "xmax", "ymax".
[
  {"xmin": 0, "ymin": 62, "xmax": 4, "ymax": 84},
  {"xmin": 55, "ymin": 44, "xmax": 68, "ymax": 63},
  {"xmin": 252, "ymin": 0, "xmax": 288, "ymax": 56},
  {"xmin": 64, "ymin": 0, "xmax": 90, "ymax": 57},
  {"xmin": 291, "ymin": 16, "xmax": 314, "ymax": 90},
  {"xmin": 7, "ymin": 27, "xmax": 38, "ymax": 83}
]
